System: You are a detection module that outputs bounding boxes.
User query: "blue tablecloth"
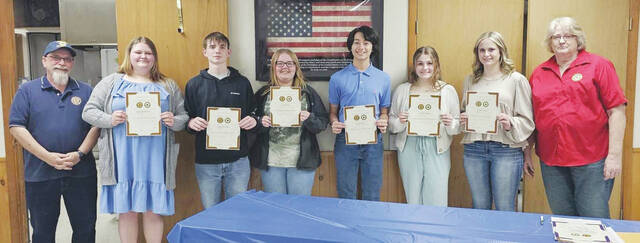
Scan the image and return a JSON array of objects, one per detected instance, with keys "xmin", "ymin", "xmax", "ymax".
[{"xmin": 168, "ymin": 191, "xmax": 640, "ymax": 242}]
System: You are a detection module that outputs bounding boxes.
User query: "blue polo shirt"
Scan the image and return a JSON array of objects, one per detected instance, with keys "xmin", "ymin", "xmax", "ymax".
[
  {"xmin": 9, "ymin": 76, "xmax": 96, "ymax": 182},
  {"xmin": 329, "ymin": 64, "xmax": 391, "ymax": 122}
]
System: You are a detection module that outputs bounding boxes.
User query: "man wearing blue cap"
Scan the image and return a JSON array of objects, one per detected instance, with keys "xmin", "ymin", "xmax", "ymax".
[{"xmin": 9, "ymin": 41, "xmax": 99, "ymax": 243}]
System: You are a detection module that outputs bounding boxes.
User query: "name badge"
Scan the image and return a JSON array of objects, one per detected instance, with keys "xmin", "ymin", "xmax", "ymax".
[
  {"xmin": 571, "ymin": 73, "xmax": 583, "ymax": 82},
  {"xmin": 71, "ymin": 96, "xmax": 82, "ymax": 105}
]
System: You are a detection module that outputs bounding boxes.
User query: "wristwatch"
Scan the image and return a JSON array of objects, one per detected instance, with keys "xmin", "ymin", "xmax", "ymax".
[{"xmin": 77, "ymin": 150, "xmax": 86, "ymax": 159}]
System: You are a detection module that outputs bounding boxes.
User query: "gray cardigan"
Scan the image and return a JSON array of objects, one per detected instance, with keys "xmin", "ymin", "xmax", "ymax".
[{"xmin": 82, "ymin": 73, "xmax": 188, "ymax": 190}]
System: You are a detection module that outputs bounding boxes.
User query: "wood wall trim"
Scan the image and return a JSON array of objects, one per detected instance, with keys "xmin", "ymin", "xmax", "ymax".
[
  {"xmin": 407, "ymin": 0, "xmax": 417, "ymax": 74},
  {"xmin": 0, "ymin": 0, "xmax": 28, "ymax": 242},
  {"xmin": 623, "ymin": 0, "xmax": 640, "ymax": 220}
]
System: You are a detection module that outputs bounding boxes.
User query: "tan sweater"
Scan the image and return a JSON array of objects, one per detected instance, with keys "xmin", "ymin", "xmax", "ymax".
[{"xmin": 460, "ymin": 72, "xmax": 534, "ymax": 148}]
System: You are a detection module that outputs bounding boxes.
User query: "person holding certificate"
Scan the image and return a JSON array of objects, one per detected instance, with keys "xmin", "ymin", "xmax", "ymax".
[
  {"xmin": 329, "ymin": 26, "xmax": 391, "ymax": 201},
  {"xmin": 82, "ymin": 37, "xmax": 188, "ymax": 243},
  {"xmin": 526, "ymin": 17, "xmax": 627, "ymax": 218},
  {"xmin": 459, "ymin": 32, "xmax": 534, "ymax": 211},
  {"xmin": 388, "ymin": 46, "xmax": 460, "ymax": 206},
  {"xmin": 251, "ymin": 49, "xmax": 328, "ymax": 195},
  {"xmin": 184, "ymin": 32, "xmax": 258, "ymax": 209}
]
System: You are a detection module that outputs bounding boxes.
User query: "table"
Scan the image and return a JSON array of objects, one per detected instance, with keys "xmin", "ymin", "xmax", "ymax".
[{"xmin": 168, "ymin": 191, "xmax": 640, "ymax": 242}]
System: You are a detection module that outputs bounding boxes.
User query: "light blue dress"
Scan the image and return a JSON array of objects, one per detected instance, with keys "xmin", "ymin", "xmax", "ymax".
[{"xmin": 100, "ymin": 78, "xmax": 174, "ymax": 215}]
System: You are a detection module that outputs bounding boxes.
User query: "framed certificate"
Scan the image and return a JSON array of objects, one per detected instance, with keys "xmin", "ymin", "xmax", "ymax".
[
  {"xmin": 125, "ymin": 92, "xmax": 161, "ymax": 136},
  {"xmin": 269, "ymin": 86, "xmax": 302, "ymax": 127},
  {"xmin": 206, "ymin": 107, "xmax": 241, "ymax": 150},
  {"xmin": 344, "ymin": 105, "xmax": 377, "ymax": 145},
  {"xmin": 408, "ymin": 94, "xmax": 441, "ymax": 136},
  {"xmin": 551, "ymin": 217, "xmax": 612, "ymax": 242},
  {"xmin": 465, "ymin": 91, "xmax": 499, "ymax": 134}
]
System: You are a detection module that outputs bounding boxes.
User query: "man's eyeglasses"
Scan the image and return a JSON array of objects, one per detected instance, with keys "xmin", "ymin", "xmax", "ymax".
[
  {"xmin": 551, "ymin": 34, "xmax": 576, "ymax": 41},
  {"xmin": 275, "ymin": 61, "xmax": 296, "ymax": 68},
  {"xmin": 47, "ymin": 55, "xmax": 74, "ymax": 63}
]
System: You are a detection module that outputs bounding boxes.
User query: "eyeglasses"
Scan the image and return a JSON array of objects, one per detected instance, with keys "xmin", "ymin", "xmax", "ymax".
[
  {"xmin": 551, "ymin": 34, "xmax": 576, "ymax": 41},
  {"xmin": 47, "ymin": 55, "xmax": 74, "ymax": 63},
  {"xmin": 275, "ymin": 61, "xmax": 296, "ymax": 68}
]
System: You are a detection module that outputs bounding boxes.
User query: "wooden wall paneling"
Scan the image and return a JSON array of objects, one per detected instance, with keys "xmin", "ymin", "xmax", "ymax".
[
  {"xmin": 380, "ymin": 151, "xmax": 406, "ymax": 202},
  {"xmin": 415, "ymin": 0, "xmax": 525, "ymax": 208},
  {"xmin": 623, "ymin": 0, "xmax": 640, "ymax": 221},
  {"xmin": 115, "ymin": 0, "xmax": 228, "ymax": 241},
  {"xmin": 0, "ymin": 158, "xmax": 18, "ymax": 243},
  {"xmin": 312, "ymin": 152, "xmax": 339, "ymax": 197},
  {"xmin": 0, "ymin": 1, "xmax": 28, "ymax": 242},
  {"xmin": 524, "ymin": 0, "xmax": 629, "ymax": 218},
  {"xmin": 629, "ymin": 149, "xmax": 640, "ymax": 220},
  {"xmin": 0, "ymin": 160, "xmax": 9, "ymax": 242}
]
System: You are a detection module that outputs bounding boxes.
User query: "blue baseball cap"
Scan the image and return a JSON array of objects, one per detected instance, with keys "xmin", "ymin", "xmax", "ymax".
[{"xmin": 43, "ymin": 41, "xmax": 76, "ymax": 57}]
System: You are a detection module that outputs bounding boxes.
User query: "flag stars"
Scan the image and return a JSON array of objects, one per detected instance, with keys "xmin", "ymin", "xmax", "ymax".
[{"xmin": 266, "ymin": 0, "xmax": 313, "ymax": 37}]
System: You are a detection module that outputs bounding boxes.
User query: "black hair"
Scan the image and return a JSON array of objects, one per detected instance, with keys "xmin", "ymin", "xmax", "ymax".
[{"xmin": 346, "ymin": 26, "xmax": 379, "ymax": 59}]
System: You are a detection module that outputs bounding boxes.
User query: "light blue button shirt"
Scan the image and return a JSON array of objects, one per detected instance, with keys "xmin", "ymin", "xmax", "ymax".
[{"xmin": 328, "ymin": 64, "xmax": 391, "ymax": 122}]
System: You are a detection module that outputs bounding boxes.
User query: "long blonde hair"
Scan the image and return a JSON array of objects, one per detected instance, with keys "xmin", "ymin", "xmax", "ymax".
[
  {"xmin": 472, "ymin": 32, "xmax": 514, "ymax": 83},
  {"xmin": 118, "ymin": 36, "xmax": 166, "ymax": 82},
  {"xmin": 263, "ymin": 49, "xmax": 307, "ymax": 95}
]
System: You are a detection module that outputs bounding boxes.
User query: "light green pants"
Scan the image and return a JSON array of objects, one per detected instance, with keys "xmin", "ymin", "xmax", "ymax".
[{"xmin": 397, "ymin": 136, "xmax": 451, "ymax": 206}]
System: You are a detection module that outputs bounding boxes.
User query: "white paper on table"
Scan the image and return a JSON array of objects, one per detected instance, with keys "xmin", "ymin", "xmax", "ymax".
[
  {"xmin": 206, "ymin": 107, "xmax": 241, "ymax": 150},
  {"xmin": 269, "ymin": 86, "xmax": 302, "ymax": 127},
  {"xmin": 465, "ymin": 91, "xmax": 499, "ymax": 134},
  {"xmin": 551, "ymin": 217, "xmax": 617, "ymax": 242},
  {"xmin": 407, "ymin": 94, "xmax": 441, "ymax": 136},
  {"xmin": 125, "ymin": 91, "xmax": 162, "ymax": 136},
  {"xmin": 344, "ymin": 105, "xmax": 377, "ymax": 145}
]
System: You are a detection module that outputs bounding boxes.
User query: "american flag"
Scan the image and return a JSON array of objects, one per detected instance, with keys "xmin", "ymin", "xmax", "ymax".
[{"xmin": 265, "ymin": 1, "xmax": 373, "ymax": 58}]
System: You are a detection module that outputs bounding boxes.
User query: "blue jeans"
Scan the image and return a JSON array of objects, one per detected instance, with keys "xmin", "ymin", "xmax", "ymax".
[
  {"xmin": 26, "ymin": 176, "xmax": 97, "ymax": 243},
  {"xmin": 195, "ymin": 157, "xmax": 250, "ymax": 209},
  {"xmin": 463, "ymin": 141, "xmax": 523, "ymax": 211},
  {"xmin": 540, "ymin": 158, "xmax": 614, "ymax": 218},
  {"xmin": 334, "ymin": 132, "xmax": 383, "ymax": 201},
  {"xmin": 260, "ymin": 167, "xmax": 316, "ymax": 196}
]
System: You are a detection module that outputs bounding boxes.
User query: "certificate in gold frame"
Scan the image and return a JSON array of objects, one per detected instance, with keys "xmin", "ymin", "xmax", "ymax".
[
  {"xmin": 344, "ymin": 105, "xmax": 377, "ymax": 145},
  {"xmin": 407, "ymin": 94, "xmax": 441, "ymax": 136},
  {"xmin": 269, "ymin": 86, "xmax": 302, "ymax": 127},
  {"xmin": 465, "ymin": 91, "xmax": 499, "ymax": 134},
  {"xmin": 125, "ymin": 91, "xmax": 162, "ymax": 136},
  {"xmin": 206, "ymin": 107, "xmax": 241, "ymax": 150}
]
